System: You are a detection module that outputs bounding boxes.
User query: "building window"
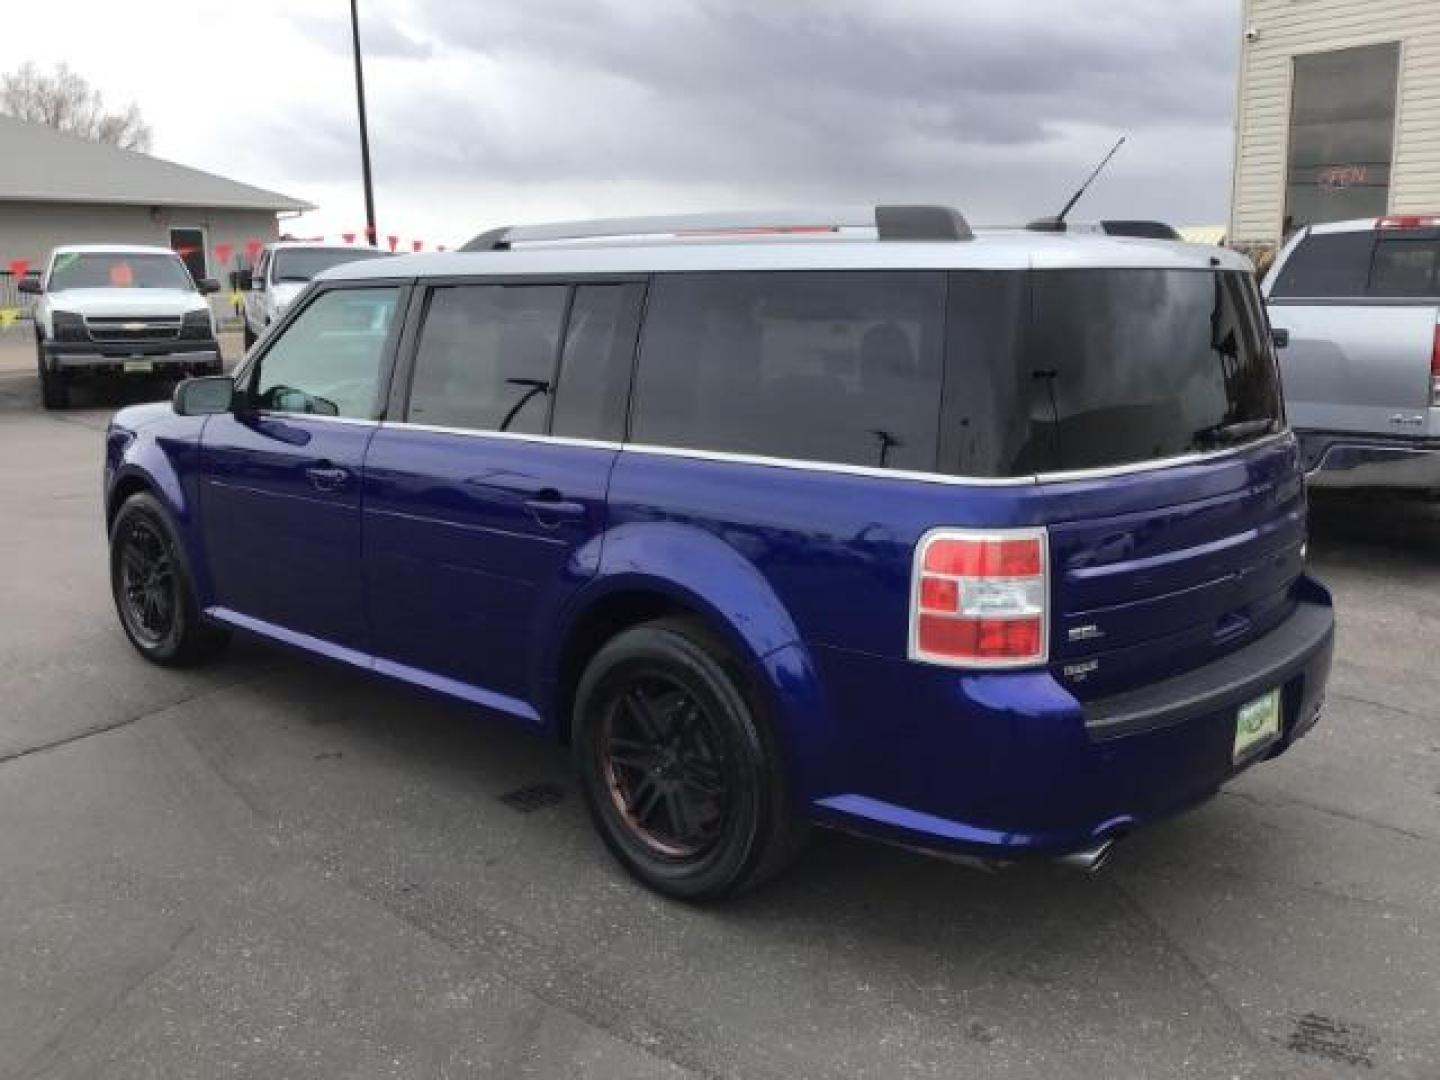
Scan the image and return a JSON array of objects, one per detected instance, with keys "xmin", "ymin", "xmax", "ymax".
[
  {"xmin": 169, "ymin": 227, "xmax": 208, "ymax": 285},
  {"xmin": 1284, "ymin": 42, "xmax": 1400, "ymax": 235}
]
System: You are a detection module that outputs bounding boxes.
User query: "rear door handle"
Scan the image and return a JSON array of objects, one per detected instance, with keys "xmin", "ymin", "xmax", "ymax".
[
  {"xmin": 305, "ymin": 463, "xmax": 351, "ymax": 491},
  {"xmin": 524, "ymin": 488, "xmax": 587, "ymax": 525}
]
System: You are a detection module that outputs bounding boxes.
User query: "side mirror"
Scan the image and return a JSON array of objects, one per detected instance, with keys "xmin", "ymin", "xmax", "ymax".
[
  {"xmin": 16, "ymin": 278, "xmax": 41, "ymax": 295},
  {"xmin": 197, "ymin": 277, "xmax": 221, "ymax": 295},
  {"xmin": 233, "ymin": 270, "xmax": 252, "ymax": 291},
  {"xmin": 1271, "ymin": 327, "xmax": 1290, "ymax": 349},
  {"xmin": 173, "ymin": 375, "xmax": 234, "ymax": 416}
]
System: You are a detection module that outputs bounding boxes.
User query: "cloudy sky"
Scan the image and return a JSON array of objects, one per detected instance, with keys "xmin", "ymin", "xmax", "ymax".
[{"xmin": 2, "ymin": 0, "xmax": 1243, "ymax": 247}]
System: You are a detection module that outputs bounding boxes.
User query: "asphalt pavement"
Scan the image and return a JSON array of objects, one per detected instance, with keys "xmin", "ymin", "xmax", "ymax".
[{"xmin": 0, "ymin": 326, "xmax": 1437, "ymax": 1079}]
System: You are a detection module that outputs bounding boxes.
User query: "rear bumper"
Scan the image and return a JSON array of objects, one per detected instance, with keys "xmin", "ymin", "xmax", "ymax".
[
  {"xmin": 804, "ymin": 579, "xmax": 1334, "ymax": 861},
  {"xmin": 41, "ymin": 340, "xmax": 221, "ymax": 375},
  {"xmin": 1299, "ymin": 429, "xmax": 1440, "ymax": 490}
]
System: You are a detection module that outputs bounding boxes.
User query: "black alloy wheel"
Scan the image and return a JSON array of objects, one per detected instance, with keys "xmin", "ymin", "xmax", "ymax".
[
  {"xmin": 600, "ymin": 674, "xmax": 731, "ymax": 859},
  {"xmin": 574, "ymin": 618, "xmax": 806, "ymax": 900},
  {"xmin": 109, "ymin": 492, "xmax": 230, "ymax": 666},
  {"xmin": 117, "ymin": 514, "xmax": 177, "ymax": 648}
]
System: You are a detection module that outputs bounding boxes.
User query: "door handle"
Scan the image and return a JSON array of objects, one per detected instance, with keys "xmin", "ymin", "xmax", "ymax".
[
  {"xmin": 524, "ymin": 488, "xmax": 587, "ymax": 525},
  {"xmin": 305, "ymin": 463, "xmax": 351, "ymax": 491}
]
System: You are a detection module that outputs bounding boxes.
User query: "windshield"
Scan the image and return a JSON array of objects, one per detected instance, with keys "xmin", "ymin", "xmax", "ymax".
[
  {"xmin": 48, "ymin": 252, "xmax": 194, "ymax": 291},
  {"xmin": 271, "ymin": 247, "xmax": 391, "ymax": 283},
  {"xmin": 943, "ymin": 269, "xmax": 1283, "ymax": 477}
]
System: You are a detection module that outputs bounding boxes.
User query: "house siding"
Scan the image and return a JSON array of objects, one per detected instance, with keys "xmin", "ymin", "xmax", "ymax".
[{"xmin": 1230, "ymin": 0, "xmax": 1440, "ymax": 246}]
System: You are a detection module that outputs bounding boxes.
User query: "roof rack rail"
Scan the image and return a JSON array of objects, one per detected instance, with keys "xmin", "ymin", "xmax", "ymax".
[{"xmin": 460, "ymin": 204, "xmax": 973, "ymax": 252}]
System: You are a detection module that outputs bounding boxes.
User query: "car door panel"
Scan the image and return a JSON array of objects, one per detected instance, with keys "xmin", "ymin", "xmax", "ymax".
[
  {"xmin": 202, "ymin": 414, "xmax": 375, "ymax": 649},
  {"xmin": 198, "ymin": 283, "xmax": 404, "ymax": 653},
  {"xmin": 363, "ymin": 429, "xmax": 614, "ymax": 705}
]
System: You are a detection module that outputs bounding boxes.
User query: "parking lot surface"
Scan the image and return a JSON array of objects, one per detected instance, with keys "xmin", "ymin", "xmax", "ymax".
[{"xmin": 1, "ymin": 328, "xmax": 1437, "ymax": 1079}]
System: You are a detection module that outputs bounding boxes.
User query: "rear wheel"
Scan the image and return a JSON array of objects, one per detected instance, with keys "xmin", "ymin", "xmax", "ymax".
[
  {"xmin": 110, "ymin": 492, "xmax": 229, "ymax": 666},
  {"xmin": 573, "ymin": 618, "xmax": 806, "ymax": 900}
]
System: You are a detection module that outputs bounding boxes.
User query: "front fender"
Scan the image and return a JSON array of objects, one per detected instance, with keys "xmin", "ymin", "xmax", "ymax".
[{"xmin": 106, "ymin": 412, "xmax": 212, "ymax": 599}]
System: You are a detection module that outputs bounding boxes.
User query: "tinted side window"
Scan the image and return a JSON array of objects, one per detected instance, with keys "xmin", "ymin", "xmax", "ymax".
[
  {"xmin": 252, "ymin": 287, "xmax": 399, "ymax": 418},
  {"xmin": 551, "ymin": 284, "xmax": 643, "ymax": 442},
  {"xmin": 632, "ymin": 272, "xmax": 946, "ymax": 470},
  {"xmin": 406, "ymin": 285, "xmax": 568, "ymax": 435},
  {"xmin": 1369, "ymin": 236, "xmax": 1440, "ymax": 297},
  {"xmin": 1270, "ymin": 232, "xmax": 1374, "ymax": 298}
]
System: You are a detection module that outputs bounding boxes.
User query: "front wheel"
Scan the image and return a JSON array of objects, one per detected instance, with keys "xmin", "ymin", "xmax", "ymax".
[
  {"xmin": 573, "ymin": 618, "xmax": 806, "ymax": 900},
  {"xmin": 110, "ymin": 492, "xmax": 230, "ymax": 666}
]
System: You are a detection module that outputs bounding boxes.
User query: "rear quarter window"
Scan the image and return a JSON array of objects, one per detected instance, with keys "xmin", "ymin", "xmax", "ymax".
[{"xmin": 631, "ymin": 271, "xmax": 946, "ymax": 471}]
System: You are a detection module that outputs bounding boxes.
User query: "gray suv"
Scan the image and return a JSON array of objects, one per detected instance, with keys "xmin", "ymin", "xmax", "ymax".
[{"xmin": 1264, "ymin": 215, "xmax": 1440, "ymax": 491}]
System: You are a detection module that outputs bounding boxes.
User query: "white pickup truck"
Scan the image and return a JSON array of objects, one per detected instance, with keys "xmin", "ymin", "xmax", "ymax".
[
  {"xmin": 240, "ymin": 241, "xmax": 391, "ymax": 348},
  {"xmin": 21, "ymin": 244, "xmax": 221, "ymax": 410},
  {"xmin": 1264, "ymin": 215, "xmax": 1440, "ymax": 492}
]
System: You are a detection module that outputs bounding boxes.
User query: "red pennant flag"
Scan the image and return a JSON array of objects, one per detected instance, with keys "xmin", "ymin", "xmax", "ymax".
[
  {"xmin": 412, "ymin": 240, "xmax": 423, "ymax": 253},
  {"xmin": 244, "ymin": 239, "xmax": 263, "ymax": 262},
  {"xmin": 7, "ymin": 258, "xmax": 29, "ymax": 278},
  {"xmin": 342, "ymin": 232, "xmax": 356, "ymax": 245},
  {"xmin": 173, "ymin": 245, "xmax": 197, "ymax": 258},
  {"xmin": 387, "ymin": 234, "xmax": 399, "ymax": 253},
  {"xmin": 364, "ymin": 226, "xmax": 376, "ymax": 241},
  {"xmin": 214, "ymin": 243, "xmax": 234, "ymax": 265}
]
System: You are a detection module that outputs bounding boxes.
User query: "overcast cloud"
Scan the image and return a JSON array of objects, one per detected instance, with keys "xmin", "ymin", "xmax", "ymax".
[{"xmin": 2, "ymin": 0, "xmax": 1242, "ymax": 246}]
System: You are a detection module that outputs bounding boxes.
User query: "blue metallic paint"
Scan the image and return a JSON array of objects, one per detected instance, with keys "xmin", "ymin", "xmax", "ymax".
[{"xmin": 104, "ymin": 394, "xmax": 1334, "ymax": 863}]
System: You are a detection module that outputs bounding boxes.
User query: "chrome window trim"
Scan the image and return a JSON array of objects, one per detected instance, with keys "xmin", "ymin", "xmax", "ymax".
[
  {"xmin": 371, "ymin": 426, "xmax": 1296, "ymax": 483},
  {"xmin": 618, "ymin": 431, "xmax": 1293, "ymax": 486},
  {"xmin": 379, "ymin": 419, "xmax": 622, "ymax": 451},
  {"xmin": 253, "ymin": 409, "xmax": 379, "ymax": 428},
  {"xmin": 373, "ymin": 421, "xmax": 1291, "ymax": 486}
]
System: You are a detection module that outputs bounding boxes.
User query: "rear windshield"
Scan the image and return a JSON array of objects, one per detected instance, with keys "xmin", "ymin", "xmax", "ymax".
[
  {"xmin": 1013, "ymin": 270, "xmax": 1282, "ymax": 473},
  {"xmin": 272, "ymin": 247, "xmax": 391, "ymax": 283},
  {"xmin": 631, "ymin": 269, "xmax": 1281, "ymax": 478},
  {"xmin": 1270, "ymin": 228, "xmax": 1440, "ymax": 299},
  {"xmin": 48, "ymin": 252, "xmax": 193, "ymax": 291}
]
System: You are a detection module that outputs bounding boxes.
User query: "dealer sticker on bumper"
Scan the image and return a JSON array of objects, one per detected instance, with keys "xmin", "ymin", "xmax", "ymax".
[{"xmin": 1234, "ymin": 688, "xmax": 1281, "ymax": 761}]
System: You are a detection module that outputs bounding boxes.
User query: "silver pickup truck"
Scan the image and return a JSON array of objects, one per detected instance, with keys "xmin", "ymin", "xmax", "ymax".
[{"xmin": 1264, "ymin": 215, "xmax": 1440, "ymax": 491}]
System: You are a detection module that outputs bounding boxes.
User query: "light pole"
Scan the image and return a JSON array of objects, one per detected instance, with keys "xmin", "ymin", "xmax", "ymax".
[{"xmin": 349, "ymin": 0, "xmax": 378, "ymax": 246}]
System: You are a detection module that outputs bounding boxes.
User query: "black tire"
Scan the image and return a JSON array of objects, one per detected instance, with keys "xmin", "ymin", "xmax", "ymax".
[
  {"xmin": 109, "ymin": 492, "xmax": 230, "ymax": 666},
  {"xmin": 39, "ymin": 367, "xmax": 68, "ymax": 410},
  {"xmin": 573, "ymin": 617, "xmax": 807, "ymax": 900},
  {"xmin": 242, "ymin": 322, "xmax": 256, "ymax": 349}
]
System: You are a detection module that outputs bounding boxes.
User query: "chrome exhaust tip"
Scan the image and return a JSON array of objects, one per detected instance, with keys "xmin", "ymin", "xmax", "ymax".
[{"xmin": 1054, "ymin": 839, "xmax": 1116, "ymax": 874}]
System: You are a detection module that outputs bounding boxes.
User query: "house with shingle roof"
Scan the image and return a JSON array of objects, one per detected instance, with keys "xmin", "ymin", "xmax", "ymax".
[{"xmin": 0, "ymin": 114, "xmax": 313, "ymax": 306}]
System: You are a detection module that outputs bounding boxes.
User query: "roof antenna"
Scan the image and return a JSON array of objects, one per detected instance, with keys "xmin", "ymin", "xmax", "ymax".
[{"xmin": 1028, "ymin": 136, "xmax": 1127, "ymax": 233}]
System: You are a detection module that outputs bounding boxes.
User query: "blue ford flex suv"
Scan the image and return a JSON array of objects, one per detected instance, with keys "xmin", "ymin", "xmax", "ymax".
[{"xmin": 104, "ymin": 205, "xmax": 1334, "ymax": 899}]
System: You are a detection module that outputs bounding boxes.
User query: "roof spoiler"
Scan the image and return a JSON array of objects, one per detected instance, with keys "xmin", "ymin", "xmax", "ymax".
[{"xmin": 460, "ymin": 204, "xmax": 974, "ymax": 251}]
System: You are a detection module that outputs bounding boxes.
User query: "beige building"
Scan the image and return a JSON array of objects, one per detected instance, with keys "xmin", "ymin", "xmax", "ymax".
[
  {"xmin": 1230, "ymin": 0, "xmax": 1440, "ymax": 249},
  {"xmin": 0, "ymin": 115, "xmax": 312, "ymax": 312}
]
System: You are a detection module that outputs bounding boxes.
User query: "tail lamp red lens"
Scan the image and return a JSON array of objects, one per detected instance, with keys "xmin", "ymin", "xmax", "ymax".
[
  {"xmin": 1431, "ymin": 325, "xmax": 1440, "ymax": 407},
  {"xmin": 910, "ymin": 529, "xmax": 1049, "ymax": 667}
]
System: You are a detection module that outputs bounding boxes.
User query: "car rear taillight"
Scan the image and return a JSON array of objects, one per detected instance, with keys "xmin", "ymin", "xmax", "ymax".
[
  {"xmin": 1377, "ymin": 214, "xmax": 1440, "ymax": 230},
  {"xmin": 1431, "ymin": 325, "xmax": 1440, "ymax": 407},
  {"xmin": 910, "ymin": 529, "xmax": 1049, "ymax": 668}
]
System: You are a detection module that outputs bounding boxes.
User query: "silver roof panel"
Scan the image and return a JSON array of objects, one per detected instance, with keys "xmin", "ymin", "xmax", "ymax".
[{"xmin": 320, "ymin": 232, "xmax": 1251, "ymax": 281}]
